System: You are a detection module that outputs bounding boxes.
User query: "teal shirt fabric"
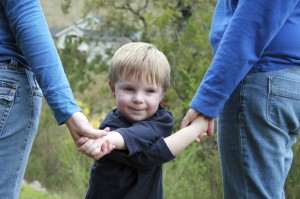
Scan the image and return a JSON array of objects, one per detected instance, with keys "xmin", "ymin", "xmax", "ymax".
[
  {"xmin": 191, "ymin": 0, "xmax": 300, "ymax": 118},
  {"xmin": 0, "ymin": 0, "xmax": 81, "ymax": 124}
]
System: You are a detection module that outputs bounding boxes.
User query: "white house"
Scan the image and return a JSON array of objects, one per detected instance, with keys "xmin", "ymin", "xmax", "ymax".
[{"xmin": 50, "ymin": 16, "xmax": 130, "ymax": 62}]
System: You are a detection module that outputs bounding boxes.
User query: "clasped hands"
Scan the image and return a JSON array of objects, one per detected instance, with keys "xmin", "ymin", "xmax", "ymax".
[
  {"xmin": 66, "ymin": 109, "xmax": 214, "ymax": 160},
  {"xmin": 65, "ymin": 112, "xmax": 114, "ymax": 160}
]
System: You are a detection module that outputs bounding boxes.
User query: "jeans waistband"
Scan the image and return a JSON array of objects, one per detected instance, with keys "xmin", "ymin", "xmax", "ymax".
[{"xmin": 0, "ymin": 59, "xmax": 26, "ymax": 72}]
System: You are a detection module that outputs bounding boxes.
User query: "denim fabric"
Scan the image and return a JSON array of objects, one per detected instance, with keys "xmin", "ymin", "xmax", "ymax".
[
  {"xmin": 0, "ymin": 60, "xmax": 42, "ymax": 199},
  {"xmin": 218, "ymin": 67, "xmax": 300, "ymax": 199}
]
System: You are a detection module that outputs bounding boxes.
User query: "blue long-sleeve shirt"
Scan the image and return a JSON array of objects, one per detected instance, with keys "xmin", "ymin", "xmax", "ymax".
[
  {"xmin": 0, "ymin": 0, "xmax": 81, "ymax": 124},
  {"xmin": 191, "ymin": 0, "xmax": 300, "ymax": 118}
]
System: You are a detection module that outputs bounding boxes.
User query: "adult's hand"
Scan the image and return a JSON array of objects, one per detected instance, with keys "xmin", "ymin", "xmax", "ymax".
[
  {"xmin": 65, "ymin": 112, "xmax": 107, "ymax": 143},
  {"xmin": 181, "ymin": 108, "xmax": 215, "ymax": 137},
  {"xmin": 181, "ymin": 108, "xmax": 200, "ymax": 128}
]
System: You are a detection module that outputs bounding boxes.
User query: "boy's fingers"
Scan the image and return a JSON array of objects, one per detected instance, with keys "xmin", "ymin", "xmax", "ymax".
[
  {"xmin": 107, "ymin": 142, "xmax": 115, "ymax": 153},
  {"xmin": 103, "ymin": 127, "xmax": 110, "ymax": 132},
  {"xmin": 91, "ymin": 148, "xmax": 100, "ymax": 157},
  {"xmin": 95, "ymin": 151, "xmax": 106, "ymax": 160},
  {"xmin": 195, "ymin": 132, "xmax": 208, "ymax": 143},
  {"xmin": 101, "ymin": 142, "xmax": 108, "ymax": 154},
  {"xmin": 200, "ymin": 132, "xmax": 208, "ymax": 139}
]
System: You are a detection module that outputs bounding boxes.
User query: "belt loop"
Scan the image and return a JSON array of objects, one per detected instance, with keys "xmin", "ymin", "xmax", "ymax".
[{"xmin": 9, "ymin": 59, "xmax": 18, "ymax": 68}]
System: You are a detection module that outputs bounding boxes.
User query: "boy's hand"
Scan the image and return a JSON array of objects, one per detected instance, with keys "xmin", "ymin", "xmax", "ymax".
[
  {"xmin": 194, "ymin": 132, "xmax": 208, "ymax": 142},
  {"xmin": 76, "ymin": 127, "xmax": 110, "ymax": 147},
  {"xmin": 188, "ymin": 116, "xmax": 209, "ymax": 142},
  {"xmin": 77, "ymin": 127, "xmax": 115, "ymax": 160},
  {"xmin": 181, "ymin": 108, "xmax": 215, "ymax": 138},
  {"xmin": 94, "ymin": 141, "xmax": 115, "ymax": 160},
  {"xmin": 194, "ymin": 118, "xmax": 215, "ymax": 143},
  {"xmin": 77, "ymin": 137, "xmax": 115, "ymax": 160}
]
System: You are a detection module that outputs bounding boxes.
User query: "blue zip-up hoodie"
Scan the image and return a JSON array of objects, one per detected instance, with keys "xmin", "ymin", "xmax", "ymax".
[
  {"xmin": 191, "ymin": 0, "xmax": 300, "ymax": 118},
  {"xmin": 0, "ymin": 0, "xmax": 81, "ymax": 124}
]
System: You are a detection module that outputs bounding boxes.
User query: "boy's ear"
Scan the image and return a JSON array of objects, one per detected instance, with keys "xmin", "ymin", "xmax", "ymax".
[
  {"xmin": 108, "ymin": 80, "xmax": 115, "ymax": 93},
  {"xmin": 160, "ymin": 90, "xmax": 166, "ymax": 101}
]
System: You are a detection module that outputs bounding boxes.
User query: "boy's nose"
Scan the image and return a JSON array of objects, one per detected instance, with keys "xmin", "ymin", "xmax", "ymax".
[{"xmin": 133, "ymin": 93, "xmax": 144, "ymax": 103}]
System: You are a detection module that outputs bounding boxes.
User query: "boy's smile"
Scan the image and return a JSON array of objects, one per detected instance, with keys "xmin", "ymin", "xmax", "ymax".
[{"xmin": 109, "ymin": 77, "xmax": 165, "ymax": 123}]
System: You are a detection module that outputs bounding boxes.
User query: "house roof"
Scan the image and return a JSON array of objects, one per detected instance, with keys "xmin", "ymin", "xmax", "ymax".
[
  {"xmin": 50, "ymin": 16, "xmax": 101, "ymax": 39},
  {"xmin": 54, "ymin": 26, "xmax": 85, "ymax": 38},
  {"xmin": 50, "ymin": 15, "xmax": 133, "ymax": 43},
  {"xmin": 49, "ymin": 27, "xmax": 64, "ymax": 37}
]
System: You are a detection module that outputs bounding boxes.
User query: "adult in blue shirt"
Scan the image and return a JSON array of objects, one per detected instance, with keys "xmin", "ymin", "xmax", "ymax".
[
  {"xmin": 181, "ymin": 0, "xmax": 300, "ymax": 198},
  {"xmin": 0, "ymin": 1, "xmax": 110, "ymax": 198}
]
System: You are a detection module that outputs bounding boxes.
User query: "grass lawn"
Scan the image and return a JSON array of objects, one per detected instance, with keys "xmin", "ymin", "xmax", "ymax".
[{"xmin": 19, "ymin": 183, "xmax": 62, "ymax": 199}]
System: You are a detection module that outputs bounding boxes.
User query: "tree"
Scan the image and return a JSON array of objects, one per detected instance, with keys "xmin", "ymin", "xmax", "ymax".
[{"xmin": 58, "ymin": 36, "xmax": 109, "ymax": 93}]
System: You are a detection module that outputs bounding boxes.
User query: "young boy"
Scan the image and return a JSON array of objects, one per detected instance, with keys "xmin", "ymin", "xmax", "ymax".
[{"xmin": 79, "ymin": 42, "xmax": 208, "ymax": 199}]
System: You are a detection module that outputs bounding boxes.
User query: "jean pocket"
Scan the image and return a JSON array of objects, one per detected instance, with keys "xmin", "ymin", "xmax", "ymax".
[
  {"xmin": 267, "ymin": 76, "xmax": 300, "ymax": 133},
  {"xmin": 25, "ymin": 71, "xmax": 43, "ymax": 98},
  {"xmin": 0, "ymin": 80, "xmax": 17, "ymax": 134}
]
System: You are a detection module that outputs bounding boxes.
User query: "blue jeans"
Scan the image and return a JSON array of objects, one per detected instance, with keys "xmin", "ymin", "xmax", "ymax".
[
  {"xmin": 218, "ymin": 67, "xmax": 300, "ymax": 199},
  {"xmin": 0, "ymin": 60, "xmax": 42, "ymax": 199}
]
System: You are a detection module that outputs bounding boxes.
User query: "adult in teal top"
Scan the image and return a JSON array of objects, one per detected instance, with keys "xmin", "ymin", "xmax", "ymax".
[
  {"xmin": 0, "ymin": 1, "xmax": 110, "ymax": 198},
  {"xmin": 182, "ymin": 1, "xmax": 300, "ymax": 198}
]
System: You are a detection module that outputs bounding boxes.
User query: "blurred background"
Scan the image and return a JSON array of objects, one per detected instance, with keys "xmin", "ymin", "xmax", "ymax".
[{"xmin": 20, "ymin": 0, "xmax": 300, "ymax": 198}]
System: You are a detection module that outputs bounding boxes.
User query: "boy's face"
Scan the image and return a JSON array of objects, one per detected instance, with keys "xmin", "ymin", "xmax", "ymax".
[{"xmin": 109, "ymin": 76, "xmax": 165, "ymax": 123}]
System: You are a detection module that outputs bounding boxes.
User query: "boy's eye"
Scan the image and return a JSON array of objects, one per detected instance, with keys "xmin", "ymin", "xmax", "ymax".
[
  {"xmin": 124, "ymin": 87, "xmax": 134, "ymax": 91},
  {"xmin": 146, "ymin": 89, "xmax": 155, "ymax": 93}
]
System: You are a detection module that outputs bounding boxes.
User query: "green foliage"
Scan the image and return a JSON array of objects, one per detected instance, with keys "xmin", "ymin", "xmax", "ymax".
[
  {"xmin": 20, "ymin": 183, "xmax": 61, "ymax": 199},
  {"xmin": 164, "ymin": 136, "xmax": 222, "ymax": 199},
  {"xmin": 58, "ymin": 36, "xmax": 109, "ymax": 93},
  {"xmin": 53, "ymin": 136, "xmax": 93, "ymax": 198},
  {"xmin": 24, "ymin": 102, "xmax": 60, "ymax": 186},
  {"xmin": 285, "ymin": 141, "xmax": 300, "ymax": 199},
  {"xmin": 24, "ymin": 101, "xmax": 94, "ymax": 198},
  {"xmin": 61, "ymin": 0, "xmax": 71, "ymax": 14}
]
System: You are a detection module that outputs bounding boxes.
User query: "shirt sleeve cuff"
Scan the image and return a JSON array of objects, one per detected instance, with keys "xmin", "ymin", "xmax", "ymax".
[{"xmin": 190, "ymin": 84, "xmax": 228, "ymax": 118}]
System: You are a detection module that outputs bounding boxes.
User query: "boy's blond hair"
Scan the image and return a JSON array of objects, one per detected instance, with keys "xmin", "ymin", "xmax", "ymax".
[{"xmin": 109, "ymin": 42, "xmax": 171, "ymax": 91}]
